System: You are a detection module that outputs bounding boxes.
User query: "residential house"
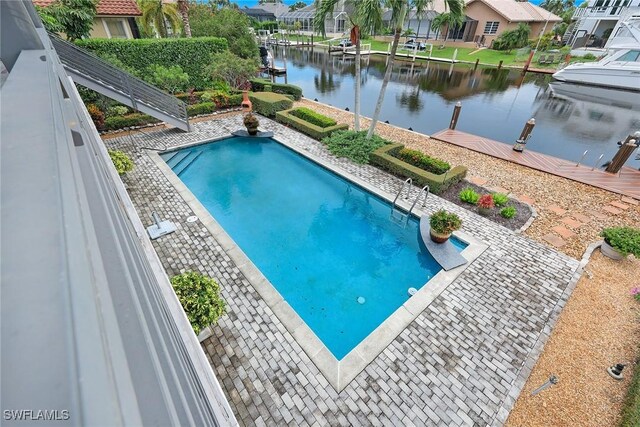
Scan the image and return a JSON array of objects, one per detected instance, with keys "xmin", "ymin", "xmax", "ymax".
[
  {"xmin": 33, "ymin": 0, "xmax": 141, "ymax": 39},
  {"xmin": 564, "ymin": 0, "xmax": 640, "ymax": 48},
  {"xmin": 279, "ymin": 2, "xmax": 349, "ymax": 34},
  {"xmin": 257, "ymin": 1, "xmax": 289, "ymax": 20},
  {"xmin": 242, "ymin": 6, "xmax": 277, "ymax": 22}
]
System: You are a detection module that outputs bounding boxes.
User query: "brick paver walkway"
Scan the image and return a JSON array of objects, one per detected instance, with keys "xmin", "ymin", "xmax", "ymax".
[{"xmin": 106, "ymin": 116, "xmax": 581, "ymax": 426}]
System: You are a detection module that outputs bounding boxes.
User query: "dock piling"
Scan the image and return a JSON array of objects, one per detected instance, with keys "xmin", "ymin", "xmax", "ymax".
[{"xmin": 449, "ymin": 102, "xmax": 462, "ymax": 130}]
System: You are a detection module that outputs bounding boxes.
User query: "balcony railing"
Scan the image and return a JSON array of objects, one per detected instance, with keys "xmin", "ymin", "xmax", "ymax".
[{"xmin": 573, "ymin": 4, "xmax": 631, "ymax": 19}]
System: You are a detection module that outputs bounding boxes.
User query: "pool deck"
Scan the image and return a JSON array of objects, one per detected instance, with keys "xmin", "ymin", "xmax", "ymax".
[
  {"xmin": 432, "ymin": 128, "xmax": 640, "ymax": 200},
  {"xmin": 106, "ymin": 116, "xmax": 582, "ymax": 426}
]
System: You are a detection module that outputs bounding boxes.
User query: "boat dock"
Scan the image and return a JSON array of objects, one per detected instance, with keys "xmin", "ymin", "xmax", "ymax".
[{"xmin": 432, "ymin": 129, "xmax": 640, "ymax": 199}]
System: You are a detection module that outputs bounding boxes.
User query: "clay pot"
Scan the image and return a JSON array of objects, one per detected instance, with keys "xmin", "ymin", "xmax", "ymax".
[{"xmin": 430, "ymin": 229, "xmax": 451, "ymax": 243}]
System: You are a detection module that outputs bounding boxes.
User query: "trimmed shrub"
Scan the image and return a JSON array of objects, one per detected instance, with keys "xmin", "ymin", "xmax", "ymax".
[
  {"xmin": 249, "ymin": 92, "xmax": 293, "ymax": 117},
  {"xmin": 276, "ymin": 109, "xmax": 348, "ymax": 141},
  {"xmin": 75, "ymin": 37, "xmax": 227, "ymax": 90},
  {"xmin": 492, "ymin": 193, "xmax": 509, "ymax": 207},
  {"xmin": 501, "ymin": 206, "xmax": 517, "ymax": 219},
  {"xmin": 106, "ymin": 105, "xmax": 129, "ymax": 117},
  {"xmin": 371, "ymin": 144, "xmax": 467, "ymax": 194},
  {"xmin": 103, "ymin": 113, "xmax": 160, "ymax": 131},
  {"xmin": 108, "ymin": 150, "xmax": 134, "ymax": 174},
  {"xmin": 249, "ymin": 78, "xmax": 302, "ymax": 100},
  {"xmin": 227, "ymin": 93, "xmax": 243, "ymax": 106},
  {"xmin": 289, "ymin": 107, "xmax": 337, "ymax": 128},
  {"xmin": 459, "ymin": 187, "xmax": 480, "ymax": 205},
  {"xmin": 187, "ymin": 102, "xmax": 217, "ymax": 117},
  {"xmin": 321, "ymin": 130, "xmax": 390, "ymax": 164},
  {"xmin": 393, "ymin": 148, "xmax": 450, "ymax": 175},
  {"xmin": 171, "ymin": 271, "xmax": 226, "ymax": 335}
]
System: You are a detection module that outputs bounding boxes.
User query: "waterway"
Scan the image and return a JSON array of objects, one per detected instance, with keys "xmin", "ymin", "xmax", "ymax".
[{"xmin": 270, "ymin": 47, "xmax": 640, "ymax": 168}]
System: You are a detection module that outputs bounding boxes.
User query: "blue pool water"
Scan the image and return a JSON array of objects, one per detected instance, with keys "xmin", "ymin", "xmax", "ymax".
[{"xmin": 163, "ymin": 137, "xmax": 465, "ymax": 359}]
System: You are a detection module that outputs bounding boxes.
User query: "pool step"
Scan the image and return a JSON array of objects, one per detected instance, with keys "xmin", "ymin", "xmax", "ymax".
[
  {"xmin": 162, "ymin": 151, "xmax": 180, "ymax": 164},
  {"xmin": 176, "ymin": 151, "xmax": 203, "ymax": 177},
  {"xmin": 390, "ymin": 208, "xmax": 409, "ymax": 227},
  {"xmin": 166, "ymin": 150, "xmax": 191, "ymax": 169},
  {"xmin": 170, "ymin": 150, "xmax": 195, "ymax": 171}
]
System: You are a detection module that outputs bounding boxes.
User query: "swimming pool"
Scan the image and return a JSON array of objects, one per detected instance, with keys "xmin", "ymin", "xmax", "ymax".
[{"xmin": 161, "ymin": 137, "xmax": 465, "ymax": 360}]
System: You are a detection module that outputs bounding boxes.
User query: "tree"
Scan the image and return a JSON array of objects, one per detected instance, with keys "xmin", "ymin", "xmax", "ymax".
[
  {"xmin": 37, "ymin": 0, "xmax": 97, "ymax": 41},
  {"xmin": 206, "ymin": 50, "xmax": 258, "ymax": 90},
  {"xmin": 138, "ymin": 0, "xmax": 181, "ymax": 38},
  {"xmin": 431, "ymin": 12, "xmax": 463, "ymax": 43},
  {"xmin": 492, "ymin": 23, "xmax": 530, "ymax": 52},
  {"xmin": 189, "ymin": 6, "xmax": 258, "ymax": 59},
  {"xmin": 366, "ymin": 0, "xmax": 463, "ymax": 139},
  {"xmin": 177, "ymin": 0, "xmax": 191, "ymax": 37},
  {"xmin": 171, "ymin": 271, "xmax": 226, "ymax": 335},
  {"xmin": 412, "ymin": 0, "xmax": 430, "ymax": 41},
  {"xmin": 289, "ymin": 1, "xmax": 307, "ymax": 11}
]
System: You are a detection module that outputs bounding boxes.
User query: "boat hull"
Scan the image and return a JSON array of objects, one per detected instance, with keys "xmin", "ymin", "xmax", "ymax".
[{"xmin": 553, "ymin": 65, "xmax": 640, "ymax": 91}]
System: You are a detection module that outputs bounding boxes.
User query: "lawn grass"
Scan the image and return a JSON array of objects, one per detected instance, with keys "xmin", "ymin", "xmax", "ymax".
[{"xmin": 620, "ymin": 357, "xmax": 640, "ymax": 427}]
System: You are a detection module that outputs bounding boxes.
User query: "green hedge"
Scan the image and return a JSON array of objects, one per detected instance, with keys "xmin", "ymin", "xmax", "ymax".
[
  {"xmin": 276, "ymin": 109, "xmax": 348, "ymax": 140},
  {"xmin": 76, "ymin": 37, "xmax": 228, "ymax": 90},
  {"xmin": 249, "ymin": 78, "xmax": 302, "ymax": 100},
  {"xmin": 370, "ymin": 144, "xmax": 467, "ymax": 194},
  {"xmin": 289, "ymin": 107, "xmax": 337, "ymax": 128},
  {"xmin": 175, "ymin": 91, "xmax": 243, "ymax": 107},
  {"xmin": 249, "ymin": 92, "xmax": 293, "ymax": 117},
  {"xmin": 394, "ymin": 147, "xmax": 450, "ymax": 175},
  {"xmin": 103, "ymin": 113, "xmax": 160, "ymax": 131},
  {"xmin": 187, "ymin": 102, "xmax": 216, "ymax": 116}
]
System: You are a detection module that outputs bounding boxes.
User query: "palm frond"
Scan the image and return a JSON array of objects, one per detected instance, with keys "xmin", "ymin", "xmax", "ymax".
[
  {"xmin": 313, "ymin": 0, "xmax": 339, "ymax": 36},
  {"xmin": 355, "ymin": 0, "xmax": 383, "ymax": 35}
]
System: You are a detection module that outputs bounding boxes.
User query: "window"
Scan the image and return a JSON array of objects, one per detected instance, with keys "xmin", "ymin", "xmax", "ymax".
[
  {"xmin": 484, "ymin": 21, "xmax": 499, "ymax": 35},
  {"xmin": 616, "ymin": 50, "xmax": 640, "ymax": 62},
  {"xmin": 106, "ymin": 19, "xmax": 128, "ymax": 39}
]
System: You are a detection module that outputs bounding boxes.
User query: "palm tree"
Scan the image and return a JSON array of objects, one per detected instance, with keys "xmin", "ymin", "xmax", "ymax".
[
  {"xmin": 412, "ymin": 0, "xmax": 429, "ymax": 41},
  {"xmin": 314, "ymin": 0, "xmax": 383, "ymax": 132},
  {"xmin": 177, "ymin": 0, "xmax": 191, "ymax": 37},
  {"xmin": 366, "ymin": 0, "xmax": 463, "ymax": 139},
  {"xmin": 139, "ymin": 0, "xmax": 181, "ymax": 38},
  {"xmin": 431, "ymin": 12, "xmax": 463, "ymax": 44}
]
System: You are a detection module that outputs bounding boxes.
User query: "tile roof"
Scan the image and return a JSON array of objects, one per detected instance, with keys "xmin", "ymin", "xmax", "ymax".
[
  {"xmin": 467, "ymin": 0, "xmax": 562, "ymax": 22},
  {"xmin": 33, "ymin": 0, "xmax": 141, "ymax": 16}
]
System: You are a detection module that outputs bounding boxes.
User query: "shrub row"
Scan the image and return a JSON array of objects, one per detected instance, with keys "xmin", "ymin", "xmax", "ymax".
[
  {"xmin": 393, "ymin": 147, "xmax": 450, "ymax": 175},
  {"xmin": 186, "ymin": 102, "xmax": 216, "ymax": 116},
  {"xmin": 276, "ymin": 109, "xmax": 348, "ymax": 140},
  {"xmin": 249, "ymin": 92, "xmax": 293, "ymax": 117},
  {"xmin": 103, "ymin": 113, "xmax": 160, "ymax": 131},
  {"xmin": 175, "ymin": 91, "xmax": 243, "ymax": 107},
  {"xmin": 289, "ymin": 107, "xmax": 336, "ymax": 128},
  {"xmin": 76, "ymin": 37, "xmax": 228, "ymax": 90},
  {"xmin": 249, "ymin": 78, "xmax": 302, "ymax": 100},
  {"xmin": 370, "ymin": 144, "xmax": 467, "ymax": 194}
]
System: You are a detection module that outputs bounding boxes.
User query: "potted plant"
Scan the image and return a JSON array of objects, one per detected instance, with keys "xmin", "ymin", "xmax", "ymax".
[
  {"xmin": 429, "ymin": 209, "xmax": 462, "ymax": 243},
  {"xmin": 243, "ymin": 113, "xmax": 259, "ymax": 135},
  {"xmin": 600, "ymin": 227, "xmax": 640, "ymax": 260},
  {"xmin": 477, "ymin": 194, "xmax": 494, "ymax": 216}
]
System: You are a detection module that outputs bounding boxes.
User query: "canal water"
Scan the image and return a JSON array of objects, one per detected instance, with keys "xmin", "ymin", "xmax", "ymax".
[{"xmin": 270, "ymin": 47, "xmax": 640, "ymax": 168}]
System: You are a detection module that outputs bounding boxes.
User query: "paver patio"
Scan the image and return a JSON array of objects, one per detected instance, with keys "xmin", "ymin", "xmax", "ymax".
[{"xmin": 105, "ymin": 115, "xmax": 581, "ymax": 426}]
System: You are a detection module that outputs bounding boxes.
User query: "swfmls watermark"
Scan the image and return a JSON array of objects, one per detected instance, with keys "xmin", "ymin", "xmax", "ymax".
[{"xmin": 3, "ymin": 410, "xmax": 70, "ymax": 421}]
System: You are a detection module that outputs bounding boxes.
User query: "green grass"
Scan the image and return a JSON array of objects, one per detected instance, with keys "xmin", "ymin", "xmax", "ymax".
[{"xmin": 620, "ymin": 357, "xmax": 640, "ymax": 427}]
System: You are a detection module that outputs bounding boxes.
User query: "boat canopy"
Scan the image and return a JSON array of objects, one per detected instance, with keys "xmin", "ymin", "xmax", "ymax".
[{"xmin": 608, "ymin": 19, "xmax": 640, "ymax": 50}]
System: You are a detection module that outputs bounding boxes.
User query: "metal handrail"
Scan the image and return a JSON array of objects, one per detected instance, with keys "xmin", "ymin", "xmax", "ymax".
[
  {"xmin": 576, "ymin": 150, "xmax": 589, "ymax": 166},
  {"xmin": 408, "ymin": 185, "xmax": 430, "ymax": 216},
  {"xmin": 592, "ymin": 153, "xmax": 604, "ymax": 171},
  {"xmin": 392, "ymin": 178, "xmax": 412, "ymax": 210}
]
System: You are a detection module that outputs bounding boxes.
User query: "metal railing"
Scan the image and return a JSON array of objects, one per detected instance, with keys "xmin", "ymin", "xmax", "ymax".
[{"xmin": 49, "ymin": 34, "xmax": 190, "ymax": 131}]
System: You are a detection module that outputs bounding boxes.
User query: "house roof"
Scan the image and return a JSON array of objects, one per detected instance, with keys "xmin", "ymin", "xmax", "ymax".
[
  {"xmin": 256, "ymin": 1, "xmax": 289, "ymax": 18},
  {"xmin": 33, "ymin": 0, "xmax": 141, "ymax": 16},
  {"xmin": 466, "ymin": 0, "xmax": 562, "ymax": 22},
  {"xmin": 242, "ymin": 7, "xmax": 276, "ymax": 18}
]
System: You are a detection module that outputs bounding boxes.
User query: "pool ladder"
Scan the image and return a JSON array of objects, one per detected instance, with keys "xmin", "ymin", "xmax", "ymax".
[{"xmin": 390, "ymin": 178, "xmax": 430, "ymax": 227}]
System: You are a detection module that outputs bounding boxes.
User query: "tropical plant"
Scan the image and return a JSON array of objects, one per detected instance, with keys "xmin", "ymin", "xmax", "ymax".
[
  {"xmin": 492, "ymin": 193, "xmax": 509, "ymax": 207},
  {"xmin": 289, "ymin": 1, "xmax": 307, "ymax": 11},
  {"xmin": 600, "ymin": 227, "xmax": 640, "ymax": 257},
  {"xmin": 171, "ymin": 271, "xmax": 226, "ymax": 335},
  {"xmin": 500, "ymin": 206, "xmax": 517, "ymax": 219},
  {"xmin": 492, "ymin": 23, "xmax": 531, "ymax": 52},
  {"xmin": 144, "ymin": 64, "xmax": 190, "ymax": 94},
  {"xmin": 459, "ymin": 187, "xmax": 480, "ymax": 204},
  {"xmin": 189, "ymin": 6, "xmax": 258, "ymax": 59},
  {"xmin": 108, "ymin": 150, "xmax": 134, "ymax": 174},
  {"xmin": 431, "ymin": 11, "xmax": 463, "ymax": 44},
  {"xmin": 366, "ymin": 0, "xmax": 464, "ymax": 139},
  {"xmin": 177, "ymin": 0, "xmax": 191, "ymax": 37},
  {"xmin": 138, "ymin": 0, "xmax": 181, "ymax": 38},
  {"xmin": 430, "ymin": 209, "xmax": 462, "ymax": 234},
  {"xmin": 207, "ymin": 51, "xmax": 258, "ymax": 90},
  {"xmin": 36, "ymin": 0, "xmax": 97, "ymax": 41},
  {"xmin": 321, "ymin": 130, "xmax": 390, "ymax": 164},
  {"xmin": 477, "ymin": 194, "xmax": 495, "ymax": 209},
  {"xmin": 87, "ymin": 103, "xmax": 105, "ymax": 129},
  {"xmin": 412, "ymin": 0, "xmax": 430, "ymax": 43}
]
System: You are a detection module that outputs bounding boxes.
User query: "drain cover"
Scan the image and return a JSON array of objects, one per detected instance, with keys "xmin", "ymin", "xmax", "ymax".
[
  {"xmin": 408, "ymin": 287, "xmax": 418, "ymax": 296},
  {"xmin": 186, "ymin": 216, "xmax": 198, "ymax": 223}
]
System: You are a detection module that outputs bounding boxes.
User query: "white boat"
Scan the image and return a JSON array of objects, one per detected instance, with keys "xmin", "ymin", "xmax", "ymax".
[{"xmin": 553, "ymin": 19, "xmax": 640, "ymax": 91}]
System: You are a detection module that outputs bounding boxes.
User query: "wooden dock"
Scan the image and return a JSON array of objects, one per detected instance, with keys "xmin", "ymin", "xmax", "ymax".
[{"xmin": 432, "ymin": 129, "xmax": 640, "ymax": 200}]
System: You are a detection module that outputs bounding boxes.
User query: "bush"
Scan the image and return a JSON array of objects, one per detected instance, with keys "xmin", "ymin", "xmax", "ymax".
[
  {"xmin": 430, "ymin": 210, "xmax": 462, "ymax": 234},
  {"xmin": 108, "ymin": 150, "xmax": 133, "ymax": 174},
  {"xmin": 528, "ymin": 32, "xmax": 556, "ymax": 52},
  {"xmin": 322, "ymin": 130, "xmax": 390, "ymax": 164},
  {"xmin": 459, "ymin": 187, "xmax": 480, "ymax": 204},
  {"xmin": 492, "ymin": 23, "xmax": 530, "ymax": 52},
  {"xmin": 248, "ymin": 92, "xmax": 293, "ymax": 117},
  {"xmin": 189, "ymin": 6, "xmax": 258, "ymax": 60},
  {"xmin": 289, "ymin": 107, "xmax": 337, "ymax": 128},
  {"xmin": 187, "ymin": 102, "xmax": 217, "ymax": 117},
  {"xmin": 249, "ymin": 78, "xmax": 303, "ymax": 100},
  {"xmin": 393, "ymin": 148, "xmax": 450, "ymax": 175},
  {"xmin": 477, "ymin": 194, "xmax": 495, "ymax": 209},
  {"xmin": 501, "ymin": 206, "xmax": 517, "ymax": 219},
  {"xmin": 601, "ymin": 227, "xmax": 640, "ymax": 257},
  {"xmin": 144, "ymin": 64, "xmax": 189, "ymax": 94},
  {"xmin": 492, "ymin": 193, "xmax": 509, "ymax": 207},
  {"xmin": 87, "ymin": 103, "xmax": 104, "ymax": 130},
  {"xmin": 171, "ymin": 271, "xmax": 226, "ymax": 335},
  {"xmin": 227, "ymin": 93, "xmax": 243, "ymax": 106},
  {"xmin": 583, "ymin": 53, "xmax": 596, "ymax": 60},
  {"xmin": 76, "ymin": 37, "xmax": 227, "ymax": 90},
  {"xmin": 106, "ymin": 105, "xmax": 129, "ymax": 117},
  {"xmin": 207, "ymin": 51, "xmax": 259, "ymax": 91},
  {"xmin": 371, "ymin": 144, "xmax": 467, "ymax": 194},
  {"xmin": 276, "ymin": 109, "xmax": 348, "ymax": 140},
  {"xmin": 103, "ymin": 113, "xmax": 160, "ymax": 131}
]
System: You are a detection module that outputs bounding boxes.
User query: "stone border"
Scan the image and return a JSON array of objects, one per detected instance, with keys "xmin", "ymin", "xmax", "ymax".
[
  {"xmin": 491, "ymin": 239, "xmax": 601, "ymax": 425},
  {"xmin": 149, "ymin": 134, "xmax": 488, "ymax": 393}
]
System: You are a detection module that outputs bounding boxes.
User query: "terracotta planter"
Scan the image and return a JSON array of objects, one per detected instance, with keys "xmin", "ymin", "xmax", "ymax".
[
  {"xmin": 246, "ymin": 126, "xmax": 258, "ymax": 136},
  {"xmin": 241, "ymin": 90, "xmax": 252, "ymax": 112},
  {"xmin": 601, "ymin": 241, "xmax": 624, "ymax": 260},
  {"xmin": 430, "ymin": 229, "xmax": 451, "ymax": 243}
]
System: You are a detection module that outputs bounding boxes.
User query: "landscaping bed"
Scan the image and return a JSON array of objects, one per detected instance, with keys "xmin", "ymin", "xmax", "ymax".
[
  {"xmin": 276, "ymin": 108, "xmax": 348, "ymax": 140},
  {"xmin": 439, "ymin": 180, "xmax": 532, "ymax": 231}
]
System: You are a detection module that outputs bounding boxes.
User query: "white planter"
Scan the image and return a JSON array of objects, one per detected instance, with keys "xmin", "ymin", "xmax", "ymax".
[{"xmin": 601, "ymin": 241, "xmax": 624, "ymax": 260}]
